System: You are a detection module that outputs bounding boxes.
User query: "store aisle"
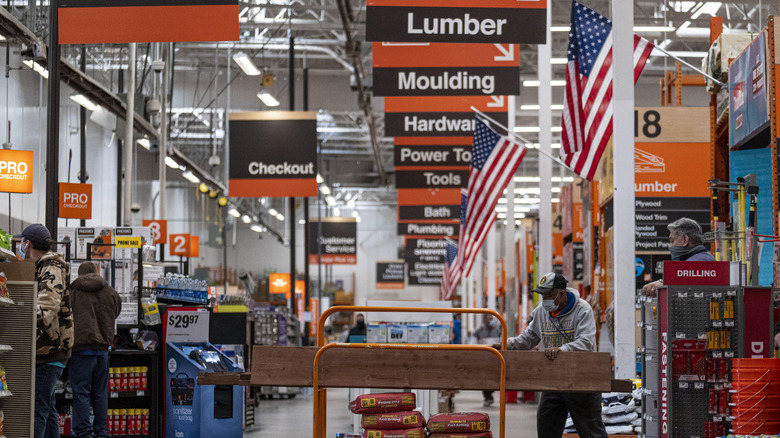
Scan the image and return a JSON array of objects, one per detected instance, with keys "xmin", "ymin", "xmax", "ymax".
[{"xmin": 245, "ymin": 389, "xmax": 538, "ymax": 437}]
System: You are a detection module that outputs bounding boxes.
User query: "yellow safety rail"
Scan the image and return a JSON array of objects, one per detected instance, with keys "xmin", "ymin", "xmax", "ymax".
[{"xmin": 314, "ymin": 306, "xmax": 508, "ymax": 438}]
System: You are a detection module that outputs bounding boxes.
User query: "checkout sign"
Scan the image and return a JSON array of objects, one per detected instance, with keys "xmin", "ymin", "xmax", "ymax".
[
  {"xmin": 59, "ymin": 182, "xmax": 92, "ymax": 219},
  {"xmin": 0, "ymin": 150, "xmax": 34, "ymax": 193}
]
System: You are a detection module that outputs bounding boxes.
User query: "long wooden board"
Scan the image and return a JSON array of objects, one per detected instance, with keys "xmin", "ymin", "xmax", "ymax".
[{"xmin": 211, "ymin": 346, "xmax": 616, "ymax": 392}]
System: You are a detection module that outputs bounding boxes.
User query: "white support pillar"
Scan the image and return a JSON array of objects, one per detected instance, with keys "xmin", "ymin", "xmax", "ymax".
[
  {"xmin": 612, "ymin": 0, "xmax": 637, "ymax": 379},
  {"xmin": 505, "ymin": 96, "xmax": 517, "ymax": 336},
  {"xmin": 538, "ymin": 2, "xmax": 553, "ymax": 277},
  {"xmin": 487, "ymin": 226, "xmax": 497, "ymax": 311}
]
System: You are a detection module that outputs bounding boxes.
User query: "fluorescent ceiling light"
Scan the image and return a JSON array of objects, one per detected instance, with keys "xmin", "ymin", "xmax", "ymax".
[
  {"xmin": 325, "ymin": 195, "xmax": 336, "ymax": 206},
  {"xmin": 232, "ymin": 52, "xmax": 261, "ymax": 76},
  {"xmin": 137, "ymin": 138, "xmax": 151, "ymax": 150},
  {"xmin": 182, "ymin": 171, "xmax": 200, "ymax": 184},
  {"xmin": 333, "ymin": 207, "xmax": 340, "ymax": 217},
  {"xmin": 298, "ymin": 219, "xmax": 306, "ymax": 225},
  {"xmin": 24, "ymin": 60, "xmax": 49, "ymax": 79},
  {"xmin": 257, "ymin": 91, "xmax": 280, "ymax": 107},
  {"xmin": 250, "ymin": 225, "xmax": 264, "ymax": 233},
  {"xmin": 520, "ymin": 104, "xmax": 564, "ymax": 111},
  {"xmin": 228, "ymin": 208, "xmax": 241, "ymax": 218},
  {"xmin": 552, "ymin": 176, "xmax": 575, "ymax": 182},
  {"xmin": 551, "ymin": 58, "xmax": 567, "ymax": 64},
  {"xmin": 70, "ymin": 94, "xmax": 99, "ymax": 111},
  {"xmin": 551, "ymin": 26, "xmax": 571, "ymax": 32},
  {"xmin": 165, "ymin": 156, "xmax": 180, "ymax": 169},
  {"xmin": 316, "ymin": 174, "xmax": 324, "ymax": 184},
  {"xmin": 523, "ymin": 80, "xmax": 566, "ymax": 87},
  {"xmin": 515, "ymin": 127, "xmax": 540, "ymax": 133},
  {"xmin": 242, "ymin": 215, "xmax": 251, "ymax": 224},
  {"xmin": 514, "ymin": 176, "xmax": 541, "ymax": 183},
  {"xmin": 352, "ymin": 211, "xmax": 359, "ymax": 218},
  {"xmin": 275, "ymin": 213, "xmax": 284, "ymax": 221},
  {"xmin": 269, "ymin": 208, "xmax": 279, "ymax": 216},
  {"xmin": 320, "ymin": 185, "xmax": 331, "ymax": 195},
  {"xmin": 552, "ymin": 187, "xmax": 562, "ymax": 193},
  {"xmin": 0, "ymin": 35, "xmax": 5, "ymax": 41},
  {"xmin": 652, "ymin": 50, "xmax": 707, "ymax": 58},
  {"xmin": 347, "ymin": 199, "xmax": 356, "ymax": 208}
]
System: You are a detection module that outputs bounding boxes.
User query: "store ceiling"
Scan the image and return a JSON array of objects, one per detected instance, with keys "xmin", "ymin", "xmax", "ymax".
[{"xmin": 4, "ymin": 0, "xmax": 778, "ymax": 213}]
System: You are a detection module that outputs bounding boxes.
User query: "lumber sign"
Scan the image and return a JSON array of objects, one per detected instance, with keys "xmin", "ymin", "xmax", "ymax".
[{"xmin": 197, "ymin": 346, "xmax": 619, "ymax": 392}]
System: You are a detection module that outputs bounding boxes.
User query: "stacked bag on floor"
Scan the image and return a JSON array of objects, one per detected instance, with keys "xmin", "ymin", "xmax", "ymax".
[
  {"xmin": 563, "ymin": 390, "xmax": 641, "ymax": 435},
  {"xmin": 350, "ymin": 392, "xmax": 426, "ymax": 438},
  {"xmin": 426, "ymin": 412, "xmax": 492, "ymax": 438}
]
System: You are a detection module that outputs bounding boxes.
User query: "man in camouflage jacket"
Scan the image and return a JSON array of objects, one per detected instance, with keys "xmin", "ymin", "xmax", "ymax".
[{"xmin": 17, "ymin": 224, "xmax": 73, "ymax": 438}]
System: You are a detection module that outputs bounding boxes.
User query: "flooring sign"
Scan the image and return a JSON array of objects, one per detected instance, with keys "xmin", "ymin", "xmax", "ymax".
[{"xmin": 404, "ymin": 238, "xmax": 447, "ymax": 285}]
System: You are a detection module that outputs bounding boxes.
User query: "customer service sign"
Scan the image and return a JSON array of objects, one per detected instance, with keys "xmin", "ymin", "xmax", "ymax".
[{"xmin": 228, "ymin": 111, "xmax": 318, "ymax": 197}]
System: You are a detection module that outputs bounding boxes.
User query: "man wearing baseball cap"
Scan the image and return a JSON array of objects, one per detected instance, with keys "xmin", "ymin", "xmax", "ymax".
[
  {"xmin": 16, "ymin": 224, "xmax": 74, "ymax": 438},
  {"xmin": 503, "ymin": 272, "xmax": 606, "ymax": 438}
]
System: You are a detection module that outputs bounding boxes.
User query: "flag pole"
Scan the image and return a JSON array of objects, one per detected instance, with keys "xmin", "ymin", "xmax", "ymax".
[
  {"xmin": 470, "ymin": 107, "xmax": 571, "ymax": 169},
  {"xmin": 652, "ymin": 46, "xmax": 726, "ymax": 88}
]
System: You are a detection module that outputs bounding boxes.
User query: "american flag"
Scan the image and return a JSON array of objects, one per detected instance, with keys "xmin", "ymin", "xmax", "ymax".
[
  {"xmin": 457, "ymin": 120, "xmax": 527, "ymax": 277},
  {"xmin": 441, "ymin": 241, "xmax": 459, "ymax": 300},
  {"xmin": 441, "ymin": 192, "xmax": 468, "ymax": 300},
  {"xmin": 560, "ymin": 0, "xmax": 654, "ymax": 180}
]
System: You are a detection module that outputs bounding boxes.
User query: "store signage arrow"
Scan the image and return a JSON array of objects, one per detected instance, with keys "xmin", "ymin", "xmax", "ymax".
[
  {"xmin": 493, "ymin": 44, "xmax": 514, "ymax": 62},
  {"xmin": 487, "ymin": 96, "xmax": 505, "ymax": 108}
]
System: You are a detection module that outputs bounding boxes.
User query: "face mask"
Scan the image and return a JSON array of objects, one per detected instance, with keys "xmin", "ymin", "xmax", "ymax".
[
  {"xmin": 542, "ymin": 299, "xmax": 558, "ymax": 313},
  {"xmin": 669, "ymin": 245, "xmax": 689, "ymax": 261}
]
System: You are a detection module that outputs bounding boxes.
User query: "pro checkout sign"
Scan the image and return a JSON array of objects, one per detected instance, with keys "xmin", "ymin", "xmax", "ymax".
[{"xmin": 228, "ymin": 111, "xmax": 318, "ymax": 198}]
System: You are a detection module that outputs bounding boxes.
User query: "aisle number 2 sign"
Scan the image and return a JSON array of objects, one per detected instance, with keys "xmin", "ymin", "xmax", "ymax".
[
  {"xmin": 169, "ymin": 233, "xmax": 191, "ymax": 257},
  {"xmin": 142, "ymin": 219, "xmax": 168, "ymax": 245}
]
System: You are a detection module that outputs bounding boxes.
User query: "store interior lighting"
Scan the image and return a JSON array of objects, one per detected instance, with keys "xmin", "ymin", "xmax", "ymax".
[
  {"xmin": 316, "ymin": 174, "xmax": 324, "ymax": 184},
  {"xmin": 69, "ymin": 94, "xmax": 99, "ymax": 111},
  {"xmin": 0, "ymin": 35, "xmax": 5, "ymax": 41},
  {"xmin": 268, "ymin": 208, "xmax": 279, "ymax": 216},
  {"xmin": 298, "ymin": 219, "xmax": 306, "ymax": 225},
  {"xmin": 275, "ymin": 213, "xmax": 284, "ymax": 221},
  {"xmin": 228, "ymin": 208, "xmax": 241, "ymax": 218},
  {"xmin": 320, "ymin": 185, "xmax": 331, "ymax": 195},
  {"xmin": 242, "ymin": 215, "xmax": 252, "ymax": 224},
  {"xmin": 137, "ymin": 138, "xmax": 151, "ymax": 150},
  {"xmin": 232, "ymin": 52, "xmax": 261, "ymax": 76},
  {"xmin": 257, "ymin": 91, "xmax": 280, "ymax": 107},
  {"xmin": 520, "ymin": 104, "xmax": 564, "ymax": 111},
  {"xmin": 23, "ymin": 60, "xmax": 49, "ymax": 79},
  {"xmin": 182, "ymin": 171, "xmax": 200, "ymax": 184},
  {"xmin": 514, "ymin": 126, "xmax": 562, "ymax": 133},
  {"xmin": 325, "ymin": 195, "xmax": 336, "ymax": 206},
  {"xmin": 165, "ymin": 156, "xmax": 181, "ymax": 169},
  {"xmin": 250, "ymin": 224, "xmax": 264, "ymax": 233},
  {"xmin": 550, "ymin": 58, "xmax": 567, "ymax": 64},
  {"xmin": 522, "ymin": 80, "xmax": 566, "ymax": 87},
  {"xmin": 333, "ymin": 207, "xmax": 340, "ymax": 217}
]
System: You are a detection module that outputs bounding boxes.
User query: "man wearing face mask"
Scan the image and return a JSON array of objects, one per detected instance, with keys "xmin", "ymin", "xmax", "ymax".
[
  {"xmin": 642, "ymin": 217, "xmax": 715, "ymax": 297},
  {"xmin": 16, "ymin": 224, "xmax": 74, "ymax": 438},
  {"xmin": 498, "ymin": 272, "xmax": 606, "ymax": 438},
  {"xmin": 346, "ymin": 313, "xmax": 367, "ymax": 342}
]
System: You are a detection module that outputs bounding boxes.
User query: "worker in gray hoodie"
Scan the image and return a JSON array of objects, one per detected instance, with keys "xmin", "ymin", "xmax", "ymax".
[{"xmin": 503, "ymin": 272, "xmax": 607, "ymax": 438}]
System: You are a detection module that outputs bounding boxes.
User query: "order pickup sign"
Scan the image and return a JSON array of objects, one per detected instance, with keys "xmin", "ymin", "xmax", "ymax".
[{"xmin": 366, "ymin": 0, "xmax": 546, "ymax": 44}]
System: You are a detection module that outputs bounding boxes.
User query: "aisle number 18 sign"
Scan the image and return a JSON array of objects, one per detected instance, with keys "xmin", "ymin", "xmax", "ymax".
[{"xmin": 142, "ymin": 219, "xmax": 168, "ymax": 245}]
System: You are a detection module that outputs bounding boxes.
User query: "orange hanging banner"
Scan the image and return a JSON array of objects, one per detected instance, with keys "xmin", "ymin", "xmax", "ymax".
[
  {"xmin": 58, "ymin": 183, "xmax": 92, "ymax": 219},
  {"xmin": 0, "ymin": 150, "xmax": 34, "ymax": 194}
]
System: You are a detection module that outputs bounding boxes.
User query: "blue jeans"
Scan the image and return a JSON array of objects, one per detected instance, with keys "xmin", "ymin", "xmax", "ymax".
[
  {"xmin": 35, "ymin": 363, "xmax": 65, "ymax": 438},
  {"xmin": 69, "ymin": 354, "xmax": 111, "ymax": 438}
]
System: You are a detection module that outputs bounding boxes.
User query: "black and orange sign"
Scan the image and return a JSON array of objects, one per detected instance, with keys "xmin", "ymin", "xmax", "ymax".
[
  {"xmin": 385, "ymin": 96, "xmax": 508, "ymax": 137},
  {"xmin": 376, "ymin": 261, "xmax": 405, "ymax": 290},
  {"xmin": 142, "ymin": 219, "xmax": 168, "ymax": 245},
  {"xmin": 59, "ymin": 0, "xmax": 239, "ymax": 44},
  {"xmin": 372, "ymin": 43, "xmax": 519, "ymax": 96},
  {"xmin": 0, "ymin": 150, "xmax": 34, "ymax": 194},
  {"xmin": 169, "ymin": 233, "xmax": 191, "ymax": 257},
  {"xmin": 269, "ymin": 273, "xmax": 290, "ymax": 295},
  {"xmin": 58, "ymin": 183, "xmax": 92, "ymax": 219},
  {"xmin": 228, "ymin": 112, "xmax": 318, "ymax": 198},
  {"xmin": 307, "ymin": 218, "xmax": 357, "ymax": 265},
  {"xmin": 366, "ymin": 0, "xmax": 547, "ymax": 44}
]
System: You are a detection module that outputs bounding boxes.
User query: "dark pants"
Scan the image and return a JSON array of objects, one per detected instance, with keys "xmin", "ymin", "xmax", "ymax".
[
  {"xmin": 69, "ymin": 354, "xmax": 111, "ymax": 438},
  {"xmin": 483, "ymin": 390, "xmax": 494, "ymax": 401},
  {"xmin": 537, "ymin": 391, "xmax": 608, "ymax": 438},
  {"xmin": 35, "ymin": 363, "xmax": 65, "ymax": 438}
]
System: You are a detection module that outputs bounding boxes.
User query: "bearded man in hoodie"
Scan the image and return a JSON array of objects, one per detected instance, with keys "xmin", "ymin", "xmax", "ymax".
[
  {"xmin": 501, "ymin": 272, "xmax": 607, "ymax": 438},
  {"xmin": 69, "ymin": 261, "xmax": 122, "ymax": 438}
]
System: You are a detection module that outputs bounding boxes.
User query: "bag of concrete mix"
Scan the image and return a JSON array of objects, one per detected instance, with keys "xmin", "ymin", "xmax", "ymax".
[
  {"xmin": 350, "ymin": 392, "xmax": 416, "ymax": 414},
  {"xmin": 361, "ymin": 411, "xmax": 425, "ymax": 429},
  {"xmin": 363, "ymin": 427, "xmax": 426, "ymax": 438},
  {"xmin": 426, "ymin": 412, "xmax": 490, "ymax": 433}
]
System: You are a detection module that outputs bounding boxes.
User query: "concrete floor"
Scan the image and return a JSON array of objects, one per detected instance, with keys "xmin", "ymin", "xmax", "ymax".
[{"xmin": 244, "ymin": 388, "xmax": 538, "ymax": 437}]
